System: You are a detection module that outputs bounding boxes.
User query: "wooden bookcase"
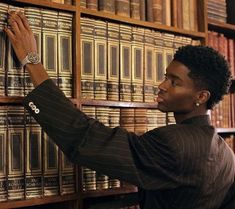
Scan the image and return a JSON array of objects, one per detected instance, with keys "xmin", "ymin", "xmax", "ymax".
[{"xmin": 0, "ymin": 0, "xmax": 234, "ymax": 209}]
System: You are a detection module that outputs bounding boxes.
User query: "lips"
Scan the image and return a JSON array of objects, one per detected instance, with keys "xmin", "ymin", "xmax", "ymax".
[{"xmin": 156, "ymin": 94, "xmax": 164, "ymax": 103}]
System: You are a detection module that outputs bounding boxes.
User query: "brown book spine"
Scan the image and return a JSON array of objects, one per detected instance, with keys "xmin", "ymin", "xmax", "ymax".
[
  {"xmin": 146, "ymin": 0, "xmax": 153, "ymax": 22},
  {"xmin": 153, "ymin": 0, "xmax": 163, "ymax": 24},
  {"xmin": 87, "ymin": 0, "xmax": 98, "ymax": 10},
  {"xmin": 228, "ymin": 39, "xmax": 234, "ymax": 77},
  {"xmin": 98, "ymin": 0, "xmax": 115, "ymax": 14},
  {"xmin": 130, "ymin": 0, "xmax": 140, "ymax": 20},
  {"xmin": 116, "ymin": 0, "xmax": 130, "ymax": 17},
  {"xmin": 139, "ymin": 0, "xmax": 146, "ymax": 21},
  {"xmin": 177, "ymin": 0, "xmax": 183, "ymax": 29},
  {"xmin": 171, "ymin": 0, "xmax": 178, "ymax": 27}
]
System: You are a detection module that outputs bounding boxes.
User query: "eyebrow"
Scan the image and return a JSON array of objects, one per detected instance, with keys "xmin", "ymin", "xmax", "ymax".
[{"xmin": 165, "ymin": 73, "xmax": 183, "ymax": 81}]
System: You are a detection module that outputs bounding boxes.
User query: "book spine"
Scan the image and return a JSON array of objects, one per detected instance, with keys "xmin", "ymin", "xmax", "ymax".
[
  {"xmin": 144, "ymin": 29, "xmax": 155, "ymax": 102},
  {"xmin": 98, "ymin": 0, "xmax": 115, "ymax": 14},
  {"xmin": 162, "ymin": 0, "xmax": 171, "ymax": 26},
  {"xmin": 7, "ymin": 106, "xmax": 25, "ymax": 200},
  {"xmin": 95, "ymin": 107, "xmax": 109, "ymax": 190},
  {"xmin": 24, "ymin": 7, "xmax": 42, "ymax": 95},
  {"xmin": 134, "ymin": 108, "xmax": 147, "ymax": 135},
  {"xmin": 87, "ymin": 0, "xmax": 98, "ymax": 10},
  {"xmin": 115, "ymin": 0, "xmax": 130, "ymax": 17},
  {"xmin": 182, "ymin": 0, "xmax": 190, "ymax": 30},
  {"xmin": 0, "ymin": 106, "xmax": 7, "ymax": 201},
  {"xmin": 139, "ymin": 0, "xmax": 146, "ymax": 21},
  {"xmin": 7, "ymin": 5, "xmax": 24, "ymax": 97},
  {"xmin": 146, "ymin": 0, "xmax": 154, "ymax": 22},
  {"xmin": 43, "ymin": 132, "xmax": 59, "ymax": 196},
  {"xmin": 108, "ymin": 108, "xmax": 121, "ymax": 188},
  {"xmin": 0, "ymin": 3, "xmax": 8, "ymax": 96},
  {"xmin": 120, "ymin": 108, "xmax": 135, "ymax": 132},
  {"xmin": 57, "ymin": 11, "xmax": 73, "ymax": 98},
  {"xmin": 25, "ymin": 113, "xmax": 43, "ymax": 199},
  {"xmin": 80, "ymin": 0, "xmax": 87, "ymax": 8},
  {"xmin": 153, "ymin": 0, "xmax": 163, "ymax": 24},
  {"xmin": 162, "ymin": 33, "xmax": 174, "ymax": 71},
  {"xmin": 130, "ymin": 0, "xmax": 140, "ymax": 20},
  {"xmin": 107, "ymin": 22, "xmax": 120, "ymax": 101},
  {"xmin": 41, "ymin": 9, "xmax": 58, "ymax": 85},
  {"xmin": 81, "ymin": 106, "xmax": 96, "ymax": 191},
  {"xmin": 94, "ymin": 19, "xmax": 107, "ymax": 100},
  {"xmin": 80, "ymin": 17, "xmax": 95, "ymax": 99},
  {"xmin": 61, "ymin": 152, "xmax": 76, "ymax": 195},
  {"xmin": 154, "ymin": 31, "xmax": 164, "ymax": 96},
  {"xmin": 131, "ymin": 26, "xmax": 144, "ymax": 102},
  {"xmin": 119, "ymin": 24, "xmax": 132, "ymax": 102}
]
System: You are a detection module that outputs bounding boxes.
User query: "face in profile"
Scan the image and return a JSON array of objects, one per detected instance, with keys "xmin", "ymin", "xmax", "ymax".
[{"xmin": 156, "ymin": 61, "xmax": 199, "ymax": 114}]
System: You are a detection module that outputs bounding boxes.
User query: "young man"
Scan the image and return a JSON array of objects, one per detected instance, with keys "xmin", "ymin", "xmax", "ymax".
[{"xmin": 5, "ymin": 11, "xmax": 235, "ymax": 209}]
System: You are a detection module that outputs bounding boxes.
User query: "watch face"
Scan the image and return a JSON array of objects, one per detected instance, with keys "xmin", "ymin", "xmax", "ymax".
[{"xmin": 28, "ymin": 52, "xmax": 40, "ymax": 64}]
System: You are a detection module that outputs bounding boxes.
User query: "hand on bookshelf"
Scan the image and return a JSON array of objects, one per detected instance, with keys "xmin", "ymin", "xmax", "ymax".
[{"xmin": 4, "ymin": 11, "xmax": 38, "ymax": 62}]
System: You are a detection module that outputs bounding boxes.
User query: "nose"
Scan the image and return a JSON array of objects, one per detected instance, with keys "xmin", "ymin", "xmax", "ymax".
[{"xmin": 158, "ymin": 79, "xmax": 168, "ymax": 92}]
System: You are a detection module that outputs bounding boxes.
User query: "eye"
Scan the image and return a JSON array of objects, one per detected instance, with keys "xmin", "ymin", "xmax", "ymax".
[{"xmin": 171, "ymin": 79, "xmax": 178, "ymax": 86}]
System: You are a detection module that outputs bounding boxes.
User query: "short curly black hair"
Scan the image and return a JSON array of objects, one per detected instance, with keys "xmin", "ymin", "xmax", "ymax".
[{"xmin": 173, "ymin": 45, "xmax": 231, "ymax": 109}]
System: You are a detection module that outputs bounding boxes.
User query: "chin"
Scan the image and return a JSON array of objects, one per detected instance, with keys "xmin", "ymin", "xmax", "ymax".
[{"xmin": 157, "ymin": 104, "xmax": 169, "ymax": 113}]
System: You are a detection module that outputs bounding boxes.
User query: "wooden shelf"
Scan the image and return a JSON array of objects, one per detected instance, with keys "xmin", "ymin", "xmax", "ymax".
[
  {"xmin": 82, "ymin": 187, "xmax": 138, "ymax": 199},
  {"xmin": 208, "ymin": 18, "xmax": 235, "ymax": 36},
  {"xmin": 3, "ymin": 0, "xmax": 77, "ymax": 12},
  {"xmin": 81, "ymin": 99, "xmax": 158, "ymax": 109},
  {"xmin": 0, "ymin": 194, "xmax": 79, "ymax": 209},
  {"xmin": 80, "ymin": 8, "xmax": 206, "ymax": 39},
  {"xmin": 216, "ymin": 128, "xmax": 235, "ymax": 134},
  {"xmin": 0, "ymin": 96, "xmax": 78, "ymax": 105}
]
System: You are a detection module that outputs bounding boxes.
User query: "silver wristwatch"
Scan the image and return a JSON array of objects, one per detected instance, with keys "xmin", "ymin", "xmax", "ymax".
[{"xmin": 21, "ymin": 52, "xmax": 40, "ymax": 67}]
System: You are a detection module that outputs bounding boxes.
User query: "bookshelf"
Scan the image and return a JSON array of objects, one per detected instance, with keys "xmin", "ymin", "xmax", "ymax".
[{"xmin": 0, "ymin": 0, "xmax": 234, "ymax": 209}]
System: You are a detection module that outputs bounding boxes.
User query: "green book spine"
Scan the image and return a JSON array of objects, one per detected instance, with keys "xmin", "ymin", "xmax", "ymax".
[
  {"xmin": 7, "ymin": 5, "xmax": 24, "ymax": 97},
  {"xmin": 131, "ymin": 26, "xmax": 144, "ymax": 102},
  {"xmin": 0, "ymin": 3, "xmax": 8, "ymax": 96},
  {"xmin": 107, "ymin": 22, "xmax": 120, "ymax": 101},
  {"xmin": 119, "ymin": 24, "xmax": 132, "ymax": 102},
  {"xmin": 7, "ymin": 106, "xmax": 25, "ymax": 200},
  {"xmin": 41, "ymin": 9, "xmax": 58, "ymax": 85},
  {"xmin": 57, "ymin": 11, "xmax": 73, "ymax": 98},
  {"xmin": 24, "ymin": 7, "xmax": 42, "ymax": 95},
  {"xmin": 94, "ymin": 19, "xmax": 107, "ymax": 100},
  {"xmin": 80, "ymin": 17, "xmax": 95, "ymax": 99},
  {"xmin": 25, "ymin": 113, "xmax": 43, "ymax": 199}
]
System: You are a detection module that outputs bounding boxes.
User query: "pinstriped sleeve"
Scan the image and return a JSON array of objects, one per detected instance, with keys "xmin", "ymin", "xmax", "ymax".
[{"xmin": 22, "ymin": 79, "xmax": 178, "ymax": 189}]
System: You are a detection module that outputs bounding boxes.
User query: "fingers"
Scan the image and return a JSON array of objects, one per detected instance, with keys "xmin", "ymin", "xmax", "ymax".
[
  {"xmin": 7, "ymin": 13, "xmax": 21, "ymax": 36},
  {"xmin": 18, "ymin": 11, "xmax": 31, "ymax": 31},
  {"xmin": 8, "ymin": 11, "xmax": 31, "ymax": 34},
  {"xmin": 4, "ymin": 26, "xmax": 16, "ymax": 43}
]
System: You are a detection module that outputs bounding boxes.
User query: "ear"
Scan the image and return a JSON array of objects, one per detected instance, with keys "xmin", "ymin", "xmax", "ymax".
[{"xmin": 196, "ymin": 90, "xmax": 211, "ymax": 105}]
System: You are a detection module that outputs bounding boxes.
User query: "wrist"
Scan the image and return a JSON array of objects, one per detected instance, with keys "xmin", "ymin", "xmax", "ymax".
[{"xmin": 21, "ymin": 52, "xmax": 41, "ymax": 67}]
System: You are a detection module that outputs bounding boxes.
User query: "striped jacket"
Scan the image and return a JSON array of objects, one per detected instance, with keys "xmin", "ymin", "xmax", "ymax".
[{"xmin": 23, "ymin": 79, "xmax": 235, "ymax": 209}]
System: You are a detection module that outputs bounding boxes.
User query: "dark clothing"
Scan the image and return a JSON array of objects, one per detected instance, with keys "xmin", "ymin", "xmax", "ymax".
[{"xmin": 23, "ymin": 79, "xmax": 235, "ymax": 209}]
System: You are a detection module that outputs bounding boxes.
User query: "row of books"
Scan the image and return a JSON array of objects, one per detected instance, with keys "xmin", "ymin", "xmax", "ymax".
[
  {"xmin": 0, "ymin": 3, "xmax": 73, "ymax": 97},
  {"xmin": 207, "ymin": 31, "xmax": 235, "ymax": 78},
  {"xmin": 81, "ymin": 16, "xmax": 200, "ymax": 102},
  {"xmin": 80, "ymin": 0, "xmax": 198, "ymax": 31},
  {"xmin": 207, "ymin": 0, "xmax": 227, "ymax": 23},
  {"xmin": 81, "ymin": 106, "xmax": 175, "ymax": 191},
  {"xmin": 211, "ymin": 93, "xmax": 235, "ymax": 128},
  {"xmin": 50, "ymin": 0, "xmax": 73, "ymax": 4},
  {"xmin": 0, "ymin": 105, "xmax": 76, "ymax": 201}
]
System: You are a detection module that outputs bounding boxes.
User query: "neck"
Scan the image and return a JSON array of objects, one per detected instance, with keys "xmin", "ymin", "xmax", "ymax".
[{"xmin": 174, "ymin": 106, "xmax": 208, "ymax": 124}]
